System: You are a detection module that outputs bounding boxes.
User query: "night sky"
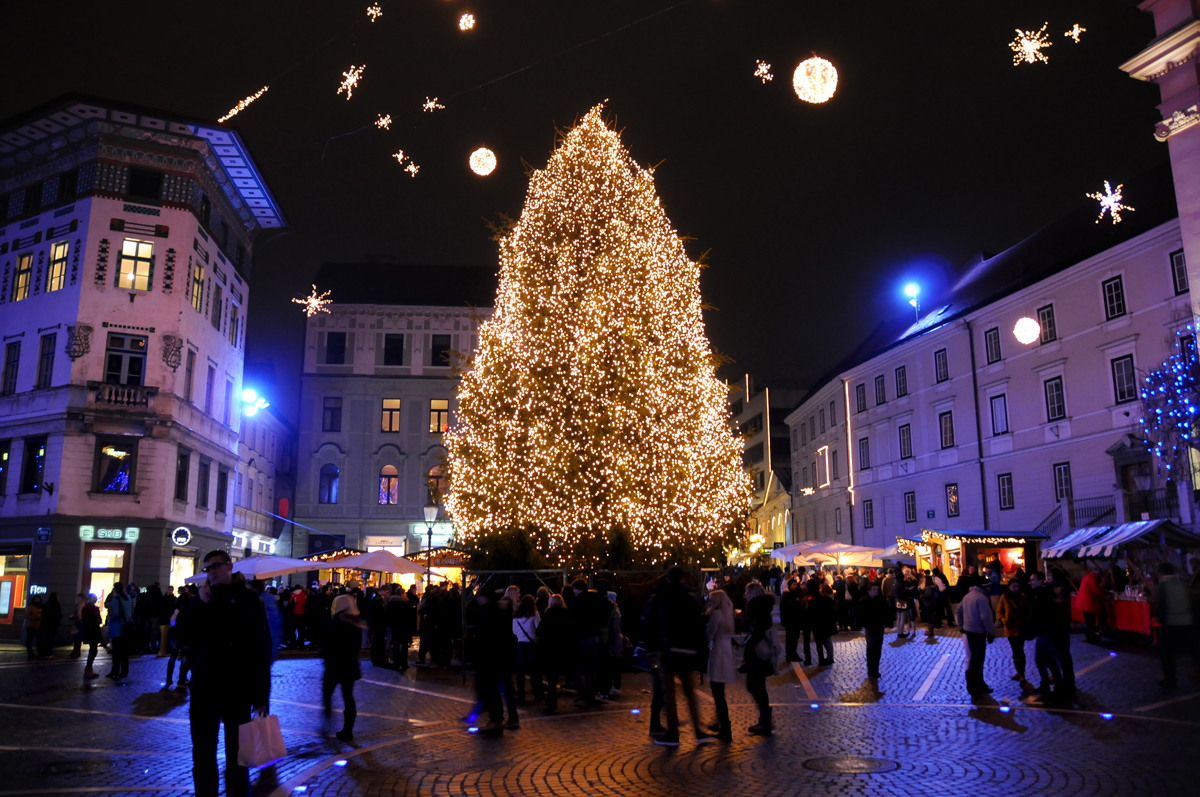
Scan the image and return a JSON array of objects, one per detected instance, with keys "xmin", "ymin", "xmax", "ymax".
[{"xmin": 1, "ymin": 1, "xmax": 1167, "ymax": 422}]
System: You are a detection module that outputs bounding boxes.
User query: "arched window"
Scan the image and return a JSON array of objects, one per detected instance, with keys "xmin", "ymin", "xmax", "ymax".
[
  {"xmin": 427, "ymin": 465, "xmax": 447, "ymax": 502},
  {"xmin": 318, "ymin": 463, "xmax": 339, "ymax": 504},
  {"xmin": 379, "ymin": 464, "xmax": 399, "ymax": 505}
]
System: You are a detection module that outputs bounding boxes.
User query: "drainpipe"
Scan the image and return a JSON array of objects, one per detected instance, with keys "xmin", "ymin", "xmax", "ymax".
[{"xmin": 964, "ymin": 319, "xmax": 990, "ymax": 530}]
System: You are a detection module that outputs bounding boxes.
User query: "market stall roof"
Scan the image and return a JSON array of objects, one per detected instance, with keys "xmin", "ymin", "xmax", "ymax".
[
  {"xmin": 327, "ymin": 549, "xmax": 426, "ymax": 575},
  {"xmin": 185, "ymin": 554, "xmax": 315, "ymax": 584},
  {"xmin": 1045, "ymin": 520, "xmax": 1200, "ymax": 558},
  {"xmin": 303, "ymin": 547, "xmax": 368, "ymax": 563},
  {"xmin": 1043, "ymin": 526, "xmax": 1115, "ymax": 558},
  {"xmin": 920, "ymin": 528, "xmax": 1048, "ymax": 544},
  {"xmin": 769, "ymin": 541, "xmax": 825, "ymax": 562}
]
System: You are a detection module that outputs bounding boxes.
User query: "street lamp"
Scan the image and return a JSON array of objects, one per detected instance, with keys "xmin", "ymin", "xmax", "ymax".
[
  {"xmin": 904, "ymin": 283, "xmax": 920, "ymax": 323},
  {"xmin": 423, "ymin": 499, "xmax": 438, "ymax": 589},
  {"xmin": 241, "ymin": 388, "xmax": 270, "ymax": 417}
]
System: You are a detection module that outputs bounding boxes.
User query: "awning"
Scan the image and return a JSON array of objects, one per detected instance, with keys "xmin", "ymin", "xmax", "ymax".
[
  {"xmin": 326, "ymin": 549, "xmax": 426, "ymax": 575},
  {"xmin": 1044, "ymin": 520, "xmax": 1200, "ymax": 558},
  {"xmin": 1043, "ymin": 526, "xmax": 1115, "ymax": 558},
  {"xmin": 185, "ymin": 554, "xmax": 315, "ymax": 584},
  {"xmin": 920, "ymin": 528, "xmax": 1048, "ymax": 544}
]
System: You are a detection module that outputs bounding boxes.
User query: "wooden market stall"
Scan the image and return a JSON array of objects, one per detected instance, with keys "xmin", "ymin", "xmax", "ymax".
[{"xmin": 899, "ymin": 528, "xmax": 1048, "ymax": 585}]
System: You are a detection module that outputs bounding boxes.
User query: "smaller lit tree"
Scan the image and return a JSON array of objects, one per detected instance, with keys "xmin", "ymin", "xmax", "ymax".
[{"xmin": 1139, "ymin": 326, "xmax": 1200, "ymax": 483}]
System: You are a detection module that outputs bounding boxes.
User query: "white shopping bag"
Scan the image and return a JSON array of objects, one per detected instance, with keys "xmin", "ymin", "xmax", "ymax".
[{"xmin": 237, "ymin": 714, "xmax": 287, "ymax": 768}]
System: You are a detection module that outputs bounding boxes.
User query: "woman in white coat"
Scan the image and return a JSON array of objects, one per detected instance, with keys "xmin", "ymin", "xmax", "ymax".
[{"xmin": 706, "ymin": 590, "xmax": 736, "ymax": 742}]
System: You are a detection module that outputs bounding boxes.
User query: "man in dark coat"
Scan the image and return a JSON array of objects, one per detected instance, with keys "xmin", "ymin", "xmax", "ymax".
[
  {"xmin": 568, "ymin": 579, "xmax": 606, "ymax": 706},
  {"xmin": 386, "ymin": 589, "xmax": 416, "ymax": 670},
  {"xmin": 189, "ymin": 550, "xmax": 272, "ymax": 797},
  {"xmin": 857, "ymin": 582, "xmax": 890, "ymax": 679},
  {"xmin": 779, "ymin": 578, "xmax": 806, "ymax": 662},
  {"xmin": 642, "ymin": 567, "xmax": 712, "ymax": 746}
]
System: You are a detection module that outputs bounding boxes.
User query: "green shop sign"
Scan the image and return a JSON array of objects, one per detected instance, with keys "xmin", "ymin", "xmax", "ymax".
[{"xmin": 79, "ymin": 525, "xmax": 140, "ymax": 542}]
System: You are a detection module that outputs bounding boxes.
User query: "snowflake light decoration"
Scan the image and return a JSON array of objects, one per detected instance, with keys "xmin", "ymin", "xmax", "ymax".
[
  {"xmin": 792, "ymin": 56, "xmax": 838, "ymax": 104},
  {"xmin": 337, "ymin": 65, "xmax": 365, "ymax": 100},
  {"xmin": 218, "ymin": 86, "xmax": 268, "ymax": 123},
  {"xmin": 1010, "ymin": 23, "xmax": 1052, "ymax": 65},
  {"xmin": 1065, "ymin": 24, "xmax": 1085, "ymax": 43},
  {"xmin": 470, "ymin": 147, "xmax": 497, "ymax": 176},
  {"xmin": 293, "ymin": 285, "xmax": 332, "ymax": 317},
  {"xmin": 367, "ymin": 3, "xmax": 382, "ymax": 22},
  {"xmin": 754, "ymin": 60, "xmax": 773, "ymax": 83},
  {"xmin": 405, "ymin": 162, "xmax": 420, "ymax": 177},
  {"xmin": 1087, "ymin": 181, "xmax": 1134, "ymax": 225},
  {"xmin": 459, "ymin": 13, "xmax": 475, "ymax": 31},
  {"xmin": 392, "ymin": 149, "xmax": 408, "ymax": 165},
  {"xmin": 375, "ymin": 113, "xmax": 392, "ymax": 130},
  {"xmin": 422, "ymin": 97, "xmax": 445, "ymax": 112}
]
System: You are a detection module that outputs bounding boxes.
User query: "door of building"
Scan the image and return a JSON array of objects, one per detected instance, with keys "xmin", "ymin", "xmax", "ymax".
[{"xmin": 83, "ymin": 544, "xmax": 130, "ymax": 605}]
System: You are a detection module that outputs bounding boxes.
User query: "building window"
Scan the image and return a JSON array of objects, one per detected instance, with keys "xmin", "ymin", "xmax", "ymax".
[
  {"xmin": 990, "ymin": 394, "xmax": 1009, "ymax": 435},
  {"xmin": 183, "ymin": 350, "xmax": 196, "ymax": 401},
  {"xmin": 1, "ymin": 342, "xmax": 19, "ymax": 396},
  {"xmin": 323, "ymin": 397, "xmax": 343, "ymax": 432},
  {"xmin": 1037, "ymin": 304, "xmax": 1057, "ymax": 343},
  {"xmin": 428, "ymin": 465, "xmax": 447, "ymax": 502},
  {"xmin": 117, "ymin": 239, "xmax": 153, "ymax": 291},
  {"xmin": 858, "ymin": 437, "xmax": 871, "ymax": 470},
  {"xmin": 829, "ymin": 401, "xmax": 836, "ymax": 426},
  {"xmin": 809, "ymin": 416, "xmax": 815, "ymax": 440},
  {"xmin": 174, "ymin": 448, "xmax": 190, "ymax": 502},
  {"xmin": 196, "ymin": 459, "xmax": 211, "ymax": 508},
  {"xmin": 742, "ymin": 414, "xmax": 763, "ymax": 436},
  {"xmin": 94, "ymin": 436, "xmax": 137, "ymax": 494},
  {"xmin": 744, "ymin": 442, "xmax": 765, "ymax": 466},
  {"xmin": 190, "ymin": 263, "xmax": 205, "ymax": 313},
  {"xmin": 126, "ymin": 168, "xmax": 163, "ymax": 202},
  {"xmin": 863, "ymin": 499, "xmax": 874, "ymax": 529},
  {"xmin": 855, "ymin": 384, "xmax": 867, "ymax": 413},
  {"xmin": 46, "ymin": 242, "xmax": 68, "ymax": 293},
  {"xmin": 934, "ymin": 348, "xmax": 949, "ymax": 383},
  {"xmin": 904, "ymin": 491, "xmax": 917, "ymax": 523},
  {"xmin": 216, "ymin": 466, "xmax": 229, "ymax": 513},
  {"xmin": 998, "ymin": 472, "xmax": 1014, "ymax": 510},
  {"xmin": 984, "ymin": 327, "xmax": 1002, "ymax": 364},
  {"xmin": 379, "ymin": 464, "xmax": 399, "ymax": 505},
  {"xmin": 325, "ymin": 332, "xmax": 347, "ymax": 365},
  {"xmin": 35, "ymin": 334, "xmax": 55, "ymax": 390},
  {"xmin": 1053, "ymin": 462, "xmax": 1073, "ymax": 502},
  {"xmin": 1044, "ymin": 376, "xmax": 1066, "ymax": 422},
  {"xmin": 835, "ymin": 507, "xmax": 842, "ymax": 534},
  {"xmin": 382, "ymin": 398, "xmax": 402, "ymax": 432},
  {"xmin": 874, "ymin": 375, "xmax": 886, "ymax": 405},
  {"xmin": 939, "ymin": 410, "xmax": 955, "ymax": 449},
  {"xmin": 223, "ymin": 380, "xmax": 233, "ymax": 425},
  {"xmin": 1171, "ymin": 249, "xmax": 1188, "ymax": 295},
  {"xmin": 801, "ymin": 466, "xmax": 808, "ymax": 488},
  {"xmin": 210, "ymin": 284, "xmax": 223, "ymax": 330},
  {"xmin": 204, "ymin": 365, "xmax": 215, "ymax": 414},
  {"xmin": 819, "ymin": 409, "xmax": 826, "ymax": 434},
  {"xmin": 830, "ymin": 449, "xmax": 839, "ymax": 480},
  {"xmin": 945, "ymin": 483, "xmax": 960, "ymax": 517},
  {"xmin": 898, "ymin": 424, "xmax": 913, "ymax": 459},
  {"xmin": 800, "ymin": 423, "xmax": 806, "ymax": 446},
  {"xmin": 383, "ymin": 333, "xmax": 405, "ymax": 366},
  {"xmin": 0, "ymin": 440, "xmax": 9, "ymax": 495},
  {"xmin": 20, "ymin": 436, "xmax": 46, "ymax": 493},
  {"xmin": 1111, "ymin": 355, "xmax": 1137, "ymax": 404},
  {"xmin": 895, "ymin": 365, "xmax": 908, "ymax": 398},
  {"xmin": 11, "ymin": 254, "xmax": 32, "ymax": 302},
  {"xmin": 430, "ymin": 399, "xmax": 450, "ymax": 433},
  {"xmin": 228, "ymin": 305, "xmax": 239, "ymax": 347},
  {"xmin": 1102, "ymin": 276, "xmax": 1126, "ymax": 320},
  {"xmin": 104, "ymin": 334, "xmax": 148, "ymax": 386},
  {"xmin": 430, "ymin": 334, "xmax": 452, "ymax": 367}
]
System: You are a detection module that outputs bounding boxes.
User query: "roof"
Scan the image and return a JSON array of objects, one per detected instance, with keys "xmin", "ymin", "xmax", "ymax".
[
  {"xmin": 921, "ymin": 528, "xmax": 1049, "ymax": 542},
  {"xmin": 796, "ymin": 162, "xmax": 1178, "ymax": 406},
  {"xmin": 315, "ymin": 262, "xmax": 498, "ymax": 308},
  {"xmin": 1044, "ymin": 520, "xmax": 1200, "ymax": 558}
]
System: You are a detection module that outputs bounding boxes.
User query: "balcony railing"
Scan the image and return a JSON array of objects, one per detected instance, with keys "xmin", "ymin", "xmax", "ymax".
[
  {"xmin": 87, "ymin": 381, "xmax": 159, "ymax": 411},
  {"xmin": 1125, "ymin": 487, "xmax": 1180, "ymax": 521},
  {"xmin": 1035, "ymin": 495, "xmax": 1118, "ymax": 538}
]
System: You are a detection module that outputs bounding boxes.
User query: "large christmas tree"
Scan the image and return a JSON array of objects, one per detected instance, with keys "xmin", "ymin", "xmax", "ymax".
[{"xmin": 445, "ymin": 105, "xmax": 751, "ymax": 567}]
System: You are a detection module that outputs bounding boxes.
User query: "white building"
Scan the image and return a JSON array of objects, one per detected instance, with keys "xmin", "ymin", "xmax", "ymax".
[
  {"xmin": 0, "ymin": 96, "xmax": 285, "ymax": 635},
  {"xmin": 787, "ymin": 164, "xmax": 1190, "ymax": 570},
  {"xmin": 731, "ymin": 376, "xmax": 802, "ymax": 550},
  {"xmin": 292, "ymin": 261, "xmax": 494, "ymax": 562}
]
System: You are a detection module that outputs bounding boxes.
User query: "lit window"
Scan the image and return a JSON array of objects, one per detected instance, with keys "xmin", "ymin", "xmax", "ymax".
[
  {"xmin": 379, "ymin": 464, "xmax": 399, "ymax": 505},
  {"xmin": 95, "ymin": 437, "xmax": 138, "ymax": 494},
  {"xmin": 11, "ymin": 254, "xmax": 31, "ymax": 302},
  {"xmin": 46, "ymin": 242, "xmax": 68, "ymax": 293},
  {"xmin": 1102, "ymin": 276, "xmax": 1126, "ymax": 320},
  {"xmin": 945, "ymin": 483, "xmax": 959, "ymax": 517},
  {"xmin": 430, "ymin": 399, "xmax": 450, "ymax": 433},
  {"xmin": 382, "ymin": 398, "xmax": 402, "ymax": 432},
  {"xmin": 117, "ymin": 239, "xmax": 153, "ymax": 291},
  {"xmin": 21, "ymin": 436, "xmax": 46, "ymax": 494},
  {"xmin": 428, "ymin": 465, "xmax": 447, "ymax": 501},
  {"xmin": 190, "ymin": 263, "xmax": 205, "ymax": 313}
]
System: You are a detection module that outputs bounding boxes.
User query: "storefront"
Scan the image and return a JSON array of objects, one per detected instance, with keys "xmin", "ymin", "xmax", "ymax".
[{"xmin": 915, "ymin": 528, "xmax": 1048, "ymax": 585}]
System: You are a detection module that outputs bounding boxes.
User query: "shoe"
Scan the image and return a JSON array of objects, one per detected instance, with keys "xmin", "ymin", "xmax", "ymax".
[
  {"xmin": 868, "ymin": 672, "xmax": 880, "ymax": 679},
  {"xmin": 648, "ymin": 724, "xmax": 667, "ymax": 738},
  {"xmin": 717, "ymin": 725, "xmax": 733, "ymax": 743},
  {"xmin": 608, "ymin": 687, "xmax": 622, "ymax": 696},
  {"xmin": 335, "ymin": 729, "xmax": 354, "ymax": 742},
  {"xmin": 84, "ymin": 667, "xmax": 99, "ymax": 679},
  {"xmin": 478, "ymin": 722, "xmax": 504, "ymax": 738},
  {"xmin": 106, "ymin": 673, "xmax": 118, "ymax": 679},
  {"xmin": 694, "ymin": 732, "xmax": 717, "ymax": 744},
  {"xmin": 504, "ymin": 717, "xmax": 520, "ymax": 730},
  {"xmin": 747, "ymin": 723, "xmax": 773, "ymax": 736},
  {"xmin": 653, "ymin": 732, "xmax": 680, "ymax": 747},
  {"xmin": 706, "ymin": 721, "xmax": 721, "ymax": 733}
]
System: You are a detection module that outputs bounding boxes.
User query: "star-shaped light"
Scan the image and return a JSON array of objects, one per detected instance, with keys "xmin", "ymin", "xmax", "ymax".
[
  {"xmin": 375, "ymin": 113, "xmax": 392, "ymax": 130},
  {"xmin": 1064, "ymin": 24, "xmax": 1085, "ymax": 43},
  {"xmin": 337, "ymin": 65, "xmax": 365, "ymax": 99},
  {"xmin": 392, "ymin": 149, "xmax": 408, "ymax": 165},
  {"xmin": 754, "ymin": 60, "xmax": 773, "ymax": 83},
  {"xmin": 367, "ymin": 3, "xmax": 382, "ymax": 22},
  {"xmin": 405, "ymin": 162, "xmax": 420, "ymax": 177},
  {"xmin": 1087, "ymin": 181, "xmax": 1134, "ymax": 225},
  {"xmin": 422, "ymin": 97, "xmax": 445, "ymax": 112},
  {"xmin": 293, "ymin": 285, "xmax": 332, "ymax": 317},
  {"xmin": 1010, "ymin": 23, "xmax": 1052, "ymax": 65}
]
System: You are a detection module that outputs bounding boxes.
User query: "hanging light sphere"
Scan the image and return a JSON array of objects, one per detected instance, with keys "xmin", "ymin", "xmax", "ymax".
[
  {"xmin": 469, "ymin": 147, "xmax": 497, "ymax": 176},
  {"xmin": 793, "ymin": 56, "xmax": 838, "ymax": 104},
  {"xmin": 458, "ymin": 13, "xmax": 475, "ymax": 31},
  {"xmin": 1013, "ymin": 317, "xmax": 1041, "ymax": 345}
]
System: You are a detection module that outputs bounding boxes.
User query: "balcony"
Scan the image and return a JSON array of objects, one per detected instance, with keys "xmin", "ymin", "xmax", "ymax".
[
  {"xmin": 234, "ymin": 504, "xmax": 274, "ymax": 537},
  {"xmin": 1035, "ymin": 495, "xmax": 1117, "ymax": 538},
  {"xmin": 1125, "ymin": 488, "xmax": 1180, "ymax": 521},
  {"xmin": 87, "ymin": 381, "xmax": 159, "ymax": 412}
]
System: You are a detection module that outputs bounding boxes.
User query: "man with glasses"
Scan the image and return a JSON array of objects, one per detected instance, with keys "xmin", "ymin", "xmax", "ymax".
[{"xmin": 189, "ymin": 550, "xmax": 271, "ymax": 797}]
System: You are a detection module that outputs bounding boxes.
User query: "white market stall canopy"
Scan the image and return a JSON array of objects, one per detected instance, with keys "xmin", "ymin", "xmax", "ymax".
[
  {"xmin": 772, "ymin": 541, "xmax": 883, "ymax": 567},
  {"xmin": 185, "ymin": 554, "xmax": 315, "ymax": 584},
  {"xmin": 1044, "ymin": 520, "xmax": 1200, "ymax": 559},
  {"xmin": 327, "ymin": 549, "xmax": 427, "ymax": 575}
]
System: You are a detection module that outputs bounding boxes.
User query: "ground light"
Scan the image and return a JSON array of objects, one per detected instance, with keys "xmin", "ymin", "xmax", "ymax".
[
  {"xmin": 1100, "ymin": 713, "xmax": 1115, "ymax": 721},
  {"xmin": 810, "ymin": 703, "xmax": 819, "ymax": 710},
  {"xmin": 1109, "ymin": 651, "xmax": 1118, "ymax": 657},
  {"xmin": 468, "ymin": 727, "xmax": 480, "ymax": 734},
  {"xmin": 334, "ymin": 760, "xmax": 348, "ymax": 767},
  {"xmin": 293, "ymin": 788, "xmax": 308, "ymax": 794},
  {"xmin": 630, "ymin": 709, "xmax": 641, "ymax": 714},
  {"xmin": 999, "ymin": 705, "xmax": 1012, "ymax": 714}
]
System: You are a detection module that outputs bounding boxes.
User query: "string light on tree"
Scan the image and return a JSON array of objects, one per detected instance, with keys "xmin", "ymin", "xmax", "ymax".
[
  {"xmin": 367, "ymin": 3, "xmax": 382, "ymax": 22},
  {"xmin": 218, "ymin": 86, "xmax": 269, "ymax": 123},
  {"xmin": 405, "ymin": 162, "xmax": 420, "ymax": 177},
  {"xmin": 792, "ymin": 56, "xmax": 838, "ymax": 104},
  {"xmin": 1087, "ymin": 181, "xmax": 1134, "ymax": 225},
  {"xmin": 445, "ymin": 105, "xmax": 752, "ymax": 567},
  {"xmin": 292, "ymin": 285, "xmax": 332, "ymax": 317},
  {"xmin": 375, "ymin": 113, "xmax": 392, "ymax": 130},
  {"xmin": 459, "ymin": 13, "xmax": 475, "ymax": 31},
  {"xmin": 1010, "ymin": 23, "xmax": 1052, "ymax": 65},
  {"xmin": 422, "ymin": 97, "xmax": 446, "ymax": 112},
  {"xmin": 1065, "ymin": 23, "xmax": 1086, "ymax": 43},
  {"xmin": 754, "ymin": 60, "xmax": 774, "ymax": 83},
  {"xmin": 337, "ymin": 65, "xmax": 365, "ymax": 99},
  {"xmin": 470, "ymin": 147, "xmax": 497, "ymax": 176}
]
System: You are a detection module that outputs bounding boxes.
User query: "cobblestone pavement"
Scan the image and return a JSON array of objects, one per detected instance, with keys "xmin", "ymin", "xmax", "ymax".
[{"xmin": 0, "ymin": 628, "xmax": 1196, "ymax": 796}]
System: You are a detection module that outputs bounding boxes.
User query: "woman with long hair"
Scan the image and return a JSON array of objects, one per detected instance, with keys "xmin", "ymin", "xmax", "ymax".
[
  {"xmin": 513, "ymin": 594, "xmax": 541, "ymax": 702},
  {"xmin": 705, "ymin": 590, "xmax": 736, "ymax": 742}
]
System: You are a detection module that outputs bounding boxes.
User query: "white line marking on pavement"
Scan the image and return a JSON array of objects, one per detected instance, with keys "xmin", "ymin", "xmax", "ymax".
[
  {"xmin": 791, "ymin": 662, "xmax": 818, "ymax": 701},
  {"xmin": 1133, "ymin": 691, "xmax": 1200, "ymax": 712},
  {"xmin": 0, "ymin": 745, "xmax": 172, "ymax": 756},
  {"xmin": 912, "ymin": 654, "xmax": 950, "ymax": 702},
  {"xmin": 272, "ymin": 699, "xmax": 435, "ymax": 724},
  {"xmin": 0, "ymin": 702, "xmax": 322, "ymax": 735},
  {"xmin": 1074, "ymin": 655, "xmax": 1114, "ymax": 678},
  {"xmin": 360, "ymin": 678, "xmax": 476, "ymax": 704}
]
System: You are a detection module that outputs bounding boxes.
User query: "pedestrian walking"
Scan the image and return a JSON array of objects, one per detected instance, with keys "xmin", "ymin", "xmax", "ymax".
[
  {"xmin": 70, "ymin": 593, "xmax": 85, "ymax": 658},
  {"xmin": 741, "ymin": 581, "xmax": 776, "ymax": 735},
  {"xmin": 81, "ymin": 594, "xmax": 102, "ymax": 678},
  {"xmin": 1028, "ymin": 571, "xmax": 1061, "ymax": 697},
  {"xmin": 513, "ymin": 594, "xmax": 542, "ymax": 702},
  {"xmin": 955, "ymin": 581, "xmax": 995, "ymax": 696},
  {"xmin": 857, "ymin": 581, "xmax": 889, "ymax": 679},
  {"xmin": 644, "ymin": 566, "xmax": 713, "ymax": 746},
  {"xmin": 997, "ymin": 578, "xmax": 1032, "ymax": 682},
  {"xmin": 292, "ymin": 586, "xmax": 309, "ymax": 649},
  {"xmin": 38, "ymin": 592, "xmax": 62, "ymax": 658},
  {"xmin": 188, "ymin": 550, "xmax": 271, "ymax": 797},
  {"xmin": 1048, "ymin": 568, "xmax": 1077, "ymax": 700},
  {"xmin": 1153, "ymin": 562, "xmax": 1194, "ymax": 688},
  {"xmin": 323, "ymin": 594, "xmax": 367, "ymax": 742},
  {"xmin": 157, "ymin": 586, "xmax": 176, "ymax": 656},
  {"xmin": 1077, "ymin": 566, "xmax": 1107, "ymax": 644},
  {"xmin": 105, "ymin": 584, "xmax": 132, "ymax": 679},
  {"xmin": 166, "ymin": 586, "xmax": 196, "ymax": 688},
  {"xmin": 538, "ymin": 593, "xmax": 572, "ymax": 715},
  {"xmin": 801, "ymin": 578, "xmax": 820, "ymax": 664},
  {"xmin": 780, "ymin": 578, "xmax": 805, "ymax": 662},
  {"xmin": 705, "ymin": 590, "xmax": 736, "ymax": 742},
  {"xmin": 472, "ymin": 586, "xmax": 514, "ymax": 737},
  {"xmin": 812, "ymin": 583, "xmax": 837, "ymax": 665},
  {"xmin": 894, "ymin": 576, "xmax": 915, "ymax": 639}
]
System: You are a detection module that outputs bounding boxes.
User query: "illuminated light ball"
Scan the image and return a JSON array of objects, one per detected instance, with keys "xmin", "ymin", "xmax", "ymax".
[
  {"xmin": 469, "ymin": 147, "xmax": 497, "ymax": 176},
  {"xmin": 459, "ymin": 13, "xmax": 475, "ymax": 31},
  {"xmin": 241, "ymin": 388, "xmax": 257, "ymax": 403},
  {"xmin": 1013, "ymin": 317, "xmax": 1041, "ymax": 345},
  {"xmin": 792, "ymin": 56, "xmax": 838, "ymax": 104}
]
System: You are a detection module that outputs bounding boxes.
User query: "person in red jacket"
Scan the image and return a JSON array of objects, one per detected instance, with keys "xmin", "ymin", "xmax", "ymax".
[{"xmin": 1076, "ymin": 567, "xmax": 1107, "ymax": 644}]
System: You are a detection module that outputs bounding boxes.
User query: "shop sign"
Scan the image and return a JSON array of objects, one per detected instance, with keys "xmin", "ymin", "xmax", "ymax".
[
  {"xmin": 171, "ymin": 527, "xmax": 193, "ymax": 546},
  {"xmin": 35, "ymin": 527, "xmax": 52, "ymax": 543},
  {"xmin": 79, "ymin": 525, "xmax": 140, "ymax": 542},
  {"xmin": 29, "ymin": 584, "xmax": 47, "ymax": 595}
]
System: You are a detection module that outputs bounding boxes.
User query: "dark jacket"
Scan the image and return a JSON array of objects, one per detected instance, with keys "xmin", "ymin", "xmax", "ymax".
[
  {"xmin": 536, "ymin": 605, "xmax": 573, "ymax": 661},
  {"xmin": 189, "ymin": 582, "xmax": 272, "ymax": 705},
  {"xmin": 158, "ymin": 593, "xmax": 178, "ymax": 625},
  {"xmin": 40, "ymin": 597, "xmax": 63, "ymax": 640},
  {"xmin": 81, "ymin": 604, "xmax": 103, "ymax": 644},
  {"xmin": 1027, "ymin": 585, "xmax": 1055, "ymax": 637},
  {"xmin": 386, "ymin": 595, "xmax": 416, "ymax": 637},
  {"xmin": 856, "ymin": 593, "xmax": 890, "ymax": 629},
  {"xmin": 642, "ymin": 582, "xmax": 705, "ymax": 655},
  {"xmin": 569, "ymin": 590, "xmax": 607, "ymax": 640},
  {"xmin": 322, "ymin": 613, "xmax": 364, "ymax": 682},
  {"xmin": 810, "ymin": 595, "xmax": 837, "ymax": 637},
  {"xmin": 780, "ymin": 589, "xmax": 807, "ymax": 630}
]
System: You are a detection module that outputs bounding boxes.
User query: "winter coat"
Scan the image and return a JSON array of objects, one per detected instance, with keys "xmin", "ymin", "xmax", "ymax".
[
  {"xmin": 1154, "ymin": 574, "xmax": 1194, "ymax": 627},
  {"xmin": 24, "ymin": 604, "xmax": 42, "ymax": 629},
  {"xmin": 513, "ymin": 614, "xmax": 539, "ymax": 645},
  {"xmin": 536, "ymin": 605, "xmax": 573, "ymax": 664},
  {"xmin": 997, "ymin": 590, "xmax": 1032, "ymax": 637},
  {"xmin": 1027, "ymin": 585, "xmax": 1055, "ymax": 637},
  {"xmin": 706, "ymin": 610, "xmax": 736, "ymax": 684},
  {"xmin": 779, "ymin": 589, "xmax": 806, "ymax": 630},
  {"xmin": 1076, "ymin": 572, "xmax": 1106, "ymax": 614},
  {"xmin": 81, "ymin": 604, "xmax": 102, "ymax": 644},
  {"xmin": 40, "ymin": 598, "xmax": 62, "ymax": 640},
  {"xmin": 742, "ymin": 594, "xmax": 777, "ymax": 677},
  {"xmin": 322, "ymin": 612, "xmax": 364, "ymax": 682},
  {"xmin": 189, "ymin": 582, "xmax": 272, "ymax": 704},
  {"xmin": 955, "ymin": 586, "xmax": 994, "ymax": 634},
  {"xmin": 105, "ymin": 593, "xmax": 132, "ymax": 638},
  {"xmin": 856, "ymin": 593, "xmax": 889, "ymax": 629},
  {"xmin": 810, "ymin": 595, "xmax": 837, "ymax": 637},
  {"xmin": 604, "ymin": 604, "xmax": 624, "ymax": 658},
  {"xmin": 386, "ymin": 597, "xmax": 416, "ymax": 637}
]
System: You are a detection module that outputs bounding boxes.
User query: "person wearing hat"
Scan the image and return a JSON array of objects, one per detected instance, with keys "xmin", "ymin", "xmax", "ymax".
[{"xmin": 323, "ymin": 593, "xmax": 367, "ymax": 742}]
